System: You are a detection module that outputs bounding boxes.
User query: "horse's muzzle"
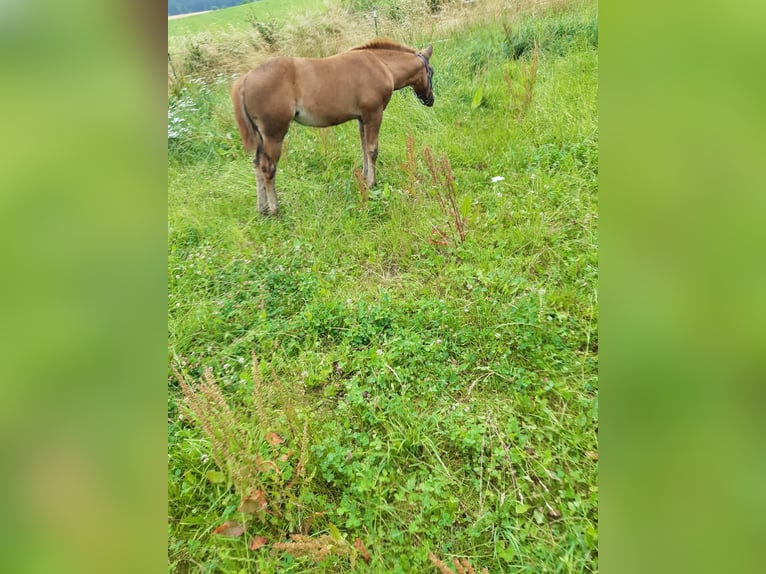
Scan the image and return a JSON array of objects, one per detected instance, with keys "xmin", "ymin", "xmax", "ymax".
[{"xmin": 417, "ymin": 92, "xmax": 434, "ymax": 107}]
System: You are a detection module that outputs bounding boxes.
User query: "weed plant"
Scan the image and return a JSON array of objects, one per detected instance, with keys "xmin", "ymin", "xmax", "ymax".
[{"xmin": 169, "ymin": 0, "xmax": 597, "ymax": 572}]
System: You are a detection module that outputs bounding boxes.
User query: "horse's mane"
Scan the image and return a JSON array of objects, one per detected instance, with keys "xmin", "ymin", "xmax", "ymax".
[{"xmin": 350, "ymin": 39, "xmax": 416, "ymax": 54}]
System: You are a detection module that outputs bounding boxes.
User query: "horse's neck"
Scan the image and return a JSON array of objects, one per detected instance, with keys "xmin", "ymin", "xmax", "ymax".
[{"xmin": 369, "ymin": 50, "xmax": 420, "ymax": 90}]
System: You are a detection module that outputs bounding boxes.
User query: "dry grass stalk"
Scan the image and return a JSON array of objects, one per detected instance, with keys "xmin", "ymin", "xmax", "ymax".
[
  {"xmin": 428, "ymin": 552, "xmax": 489, "ymax": 574},
  {"xmin": 504, "ymin": 43, "xmax": 540, "ymax": 116},
  {"xmin": 174, "ymin": 353, "xmax": 315, "ymax": 531},
  {"xmin": 422, "ymin": 145, "xmax": 440, "ymax": 188},
  {"xmin": 274, "ymin": 533, "xmax": 355, "ymax": 565},
  {"xmin": 174, "ymin": 360, "xmax": 286, "ymax": 497},
  {"xmin": 251, "ymin": 351, "xmax": 269, "ymax": 431},
  {"xmin": 286, "ymin": 419, "xmax": 310, "ymax": 491},
  {"xmin": 174, "ymin": 366, "xmax": 242, "ymax": 482},
  {"xmin": 422, "ymin": 146, "xmax": 467, "ymax": 245},
  {"xmin": 521, "ymin": 44, "xmax": 540, "ymax": 111}
]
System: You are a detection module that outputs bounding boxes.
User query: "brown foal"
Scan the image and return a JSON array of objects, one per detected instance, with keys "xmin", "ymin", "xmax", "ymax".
[{"xmin": 231, "ymin": 40, "xmax": 434, "ymax": 215}]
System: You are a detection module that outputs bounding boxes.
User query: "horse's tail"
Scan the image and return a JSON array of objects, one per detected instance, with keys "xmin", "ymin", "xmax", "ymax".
[{"xmin": 231, "ymin": 73, "xmax": 260, "ymax": 153}]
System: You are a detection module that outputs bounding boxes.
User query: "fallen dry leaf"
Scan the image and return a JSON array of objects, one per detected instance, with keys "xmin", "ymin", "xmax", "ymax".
[
  {"xmin": 266, "ymin": 432, "xmax": 284, "ymax": 446},
  {"xmin": 250, "ymin": 535, "xmax": 267, "ymax": 551},
  {"xmin": 429, "ymin": 238, "xmax": 448, "ymax": 246},
  {"xmin": 354, "ymin": 537, "xmax": 371, "ymax": 563},
  {"xmin": 213, "ymin": 520, "xmax": 245, "ymax": 537}
]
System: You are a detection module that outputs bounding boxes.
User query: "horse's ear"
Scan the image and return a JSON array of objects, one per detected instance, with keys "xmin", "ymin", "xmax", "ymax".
[{"xmin": 422, "ymin": 44, "xmax": 433, "ymax": 59}]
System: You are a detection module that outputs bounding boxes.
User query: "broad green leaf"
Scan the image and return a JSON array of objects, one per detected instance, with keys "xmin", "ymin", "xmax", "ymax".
[
  {"xmin": 471, "ymin": 86, "xmax": 484, "ymax": 109},
  {"xmin": 460, "ymin": 194, "xmax": 471, "ymax": 218},
  {"xmin": 498, "ymin": 542, "xmax": 516, "ymax": 562},
  {"xmin": 515, "ymin": 503, "xmax": 530, "ymax": 514},
  {"xmin": 206, "ymin": 470, "xmax": 225, "ymax": 483},
  {"xmin": 328, "ymin": 522, "xmax": 342, "ymax": 542}
]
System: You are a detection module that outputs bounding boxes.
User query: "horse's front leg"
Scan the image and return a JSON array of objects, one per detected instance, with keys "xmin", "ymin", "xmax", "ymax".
[
  {"xmin": 358, "ymin": 119, "xmax": 369, "ymax": 182},
  {"xmin": 360, "ymin": 113, "xmax": 383, "ymax": 188}
]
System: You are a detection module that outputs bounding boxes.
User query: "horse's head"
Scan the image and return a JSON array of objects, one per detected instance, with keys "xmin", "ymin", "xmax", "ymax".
[{"xmin": 414, "ymin": 44, "xmax": 434, "ymax": 107}]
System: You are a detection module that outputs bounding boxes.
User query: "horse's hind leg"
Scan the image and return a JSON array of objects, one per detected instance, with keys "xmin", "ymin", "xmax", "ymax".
[
  {"xmin": 360, "ymin": 112, "xmax": 383, "ymax": 188},
  {"xmin": 257, "ymin": 137, "xmax": 283, "ymax": 216},
  {"xmin": 253, "ymin": 150, "xmax": 268, "ymax": 215}
]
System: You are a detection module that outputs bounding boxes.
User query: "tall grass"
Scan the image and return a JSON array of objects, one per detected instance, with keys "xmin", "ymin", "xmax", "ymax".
[
  {"xmin": 169, "ymin": 0, "xmax": 597, "ymax": 571},
  {"xmin": 168, "ymin": 0, "xmax": 597, "ymax": 87}
]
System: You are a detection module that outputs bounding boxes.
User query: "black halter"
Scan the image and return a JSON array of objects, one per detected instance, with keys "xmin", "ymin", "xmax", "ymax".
[{"xmin": 415, "ymin": 53, "xmax": 434, "ymax": 106}]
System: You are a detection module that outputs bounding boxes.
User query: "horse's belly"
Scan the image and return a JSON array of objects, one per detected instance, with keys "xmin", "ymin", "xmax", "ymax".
[
  {"xmin": 293, "ymin": 109, "xmax": 327, "ymax": 127},
  {"xmin": 294, "ymin": 103, "xmax": 354, "ymax": 128}
]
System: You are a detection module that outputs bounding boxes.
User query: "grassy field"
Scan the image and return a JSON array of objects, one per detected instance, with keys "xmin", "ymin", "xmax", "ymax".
[
  {"xmin": 168, "ymin": 1, "xmax": 598, "ymax": 572},
  {"xmin": 168, "ymin": 0, "xmax": 327, "ymax": 37}
]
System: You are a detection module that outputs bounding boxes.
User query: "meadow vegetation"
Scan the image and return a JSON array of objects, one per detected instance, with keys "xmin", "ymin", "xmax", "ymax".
[{"xmin": 168, "ymin": 0, "xmax": 598, "ymax": 571}]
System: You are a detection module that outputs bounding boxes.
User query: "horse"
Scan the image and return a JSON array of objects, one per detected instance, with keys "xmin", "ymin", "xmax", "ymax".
[{"xmin": 231, "ymin": 40, "xmax": 434, "ymax": 216}]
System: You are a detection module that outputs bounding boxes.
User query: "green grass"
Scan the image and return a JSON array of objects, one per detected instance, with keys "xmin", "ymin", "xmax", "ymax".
[
  {"xmin": 168, "ymin": 0, "xmax": 328, "ymax": 37},
  {"xmin": 169, "ymin": 2, "xmax": 597, "ymax": 572}
]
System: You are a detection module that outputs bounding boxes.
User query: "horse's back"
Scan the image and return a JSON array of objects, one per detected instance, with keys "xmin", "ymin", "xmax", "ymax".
[
  {"xmin": 242, "ymin": 50, "xmax": 396, "ymax": 131},
  {"xmin": 292, "ymin": 52, "xmax": 394, "ymax": 125}
]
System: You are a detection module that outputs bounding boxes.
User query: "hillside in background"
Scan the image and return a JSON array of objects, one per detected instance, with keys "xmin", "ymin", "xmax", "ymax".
[{"xmin": 169, "ymin": 0, "xmax": 255, "ymax": 17}]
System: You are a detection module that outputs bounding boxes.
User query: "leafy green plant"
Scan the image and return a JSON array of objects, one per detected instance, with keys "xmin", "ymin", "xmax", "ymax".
[{"xmin": 246, "ymin": 9, "xmax": 281, "ymax": 49}]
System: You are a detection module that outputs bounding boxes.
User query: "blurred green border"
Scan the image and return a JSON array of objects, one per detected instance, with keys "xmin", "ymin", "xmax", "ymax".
[
  {"xmin": 601, "ymin": 0, "xmax": 766, "ymax": 572},
  {"xmin": 0, "ymin": 1, "xmax": 167, "ymax": 572},
  {"xmin": 1, "ymin": 0, "xmax": 764, "ymax": 571}
]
